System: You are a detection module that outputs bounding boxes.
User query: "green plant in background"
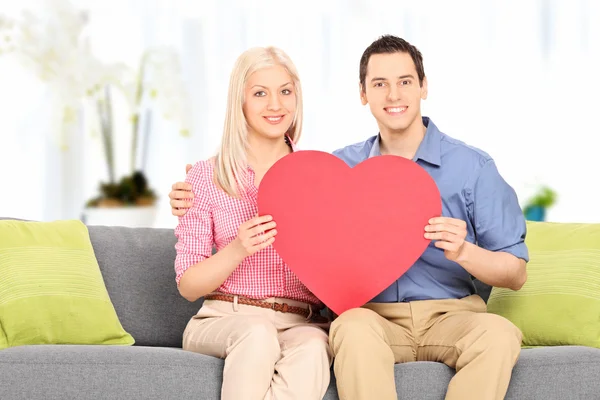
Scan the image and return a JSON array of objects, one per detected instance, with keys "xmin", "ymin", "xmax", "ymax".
[
  {"xmin": 0, "ymin": 0, "xmax": 191, "ymax": 209},
  {"xmin": 86, "ymin": 171, "xmax": 156, "ymax": 207},
  {"xmin": 523, "ymin": 186, "xmax": 557, "ymax": 221}
]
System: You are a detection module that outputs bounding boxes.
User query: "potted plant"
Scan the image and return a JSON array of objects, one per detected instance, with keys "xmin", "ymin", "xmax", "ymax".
[
  {"xmin": 523, "ymin": 186, "xmax": 557, "ymax": 222},
  {"xmin": 81, "ymin": 46, "xmax": 191, "ymax": 227},
  {"xmin": 1, "ymin": 0, "xmax": 191, "ymax": 227}
]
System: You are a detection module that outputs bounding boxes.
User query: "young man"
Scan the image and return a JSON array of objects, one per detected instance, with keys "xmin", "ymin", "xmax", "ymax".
[{"xmin": 169, "ymin": 35, "xmax": 528, "ymax": 400}]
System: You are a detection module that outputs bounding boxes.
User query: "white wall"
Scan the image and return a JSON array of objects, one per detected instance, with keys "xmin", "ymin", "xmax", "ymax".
[{"xmin": 1, "ymin": 0, "xmax": 599, "ymax": 227}]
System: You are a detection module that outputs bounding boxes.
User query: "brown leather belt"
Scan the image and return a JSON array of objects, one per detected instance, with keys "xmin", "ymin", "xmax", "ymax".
[{"xmin": 204, "ymin": 293, "xmax": 311, "ymax": 318}]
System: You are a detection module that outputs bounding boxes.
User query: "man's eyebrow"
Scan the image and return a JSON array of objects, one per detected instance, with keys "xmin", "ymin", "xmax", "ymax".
[{"xmin": 370, "ymin": 75, "xmax": 416, "ymax": 83}]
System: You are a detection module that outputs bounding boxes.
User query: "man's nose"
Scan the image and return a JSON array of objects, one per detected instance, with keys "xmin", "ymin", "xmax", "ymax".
[{"xmin": 387, "ymin": 84, "xmax": 401, "ymax": 102}]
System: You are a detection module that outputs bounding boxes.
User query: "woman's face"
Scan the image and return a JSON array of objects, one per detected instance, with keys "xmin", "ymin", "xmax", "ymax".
[{"xmin": 243, "ymin": 65, "xmax": 296, "ymax": 141}]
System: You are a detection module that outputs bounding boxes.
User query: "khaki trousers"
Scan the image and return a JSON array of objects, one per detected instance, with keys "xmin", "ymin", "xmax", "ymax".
[
  {"xmin": 329, "ymin": 295, "xmax": 522, "ymax": 400},
  {"xmin": 183, "ymin": 296, "xmax": 332, "ymax": 400}
]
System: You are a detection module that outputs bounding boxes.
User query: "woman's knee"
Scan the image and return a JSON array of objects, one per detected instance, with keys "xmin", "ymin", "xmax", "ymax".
[
  {"xmin": 297, "ymin": 329, "xmax": 332, "ymax": 360},
  {"xmin": 236, "ymin": 316, "xmax": 279, "ymax": 349}
]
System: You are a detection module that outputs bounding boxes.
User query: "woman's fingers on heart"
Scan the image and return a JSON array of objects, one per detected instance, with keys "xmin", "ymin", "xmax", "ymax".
[
  {"xmin": 248, "ymin": 221, "xmax": 277, "ymax": 237},
  {"xmin": 250, "ymin": 229, "xmax": 277, "ymax": 246}
]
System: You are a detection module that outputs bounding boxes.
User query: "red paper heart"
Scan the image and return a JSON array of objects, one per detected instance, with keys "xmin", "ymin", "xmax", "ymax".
[{"xmin": 257, "ymin": 150, "xmax": 441, "ymax": 315}]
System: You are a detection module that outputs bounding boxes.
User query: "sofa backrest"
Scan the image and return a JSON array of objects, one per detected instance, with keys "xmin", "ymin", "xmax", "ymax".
[{"xmin": 87, "ymin": 225, "xmax": 203, "ymax": 348}]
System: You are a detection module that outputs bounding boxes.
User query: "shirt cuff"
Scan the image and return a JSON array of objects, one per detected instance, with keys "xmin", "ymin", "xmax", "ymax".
[
  {"xmin": 496, "ymin": 241, "xmax": 529, "ymax": 263},
  {"xmin": 175, "ymin": 254, "xmax": 207, "ymax": 286}
]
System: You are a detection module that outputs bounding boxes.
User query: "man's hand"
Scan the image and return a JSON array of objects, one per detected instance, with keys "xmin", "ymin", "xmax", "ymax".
[
  {"xmin": 426, "ymin": 217, "xmax": 527, "ymax": 291},
  {"xmin": 169, "ymin": 164, "xmax": 194, "ymax": 216},
  {"xmin": 424, "ymin": 217, "xmax": 468, "ymax": 262}
]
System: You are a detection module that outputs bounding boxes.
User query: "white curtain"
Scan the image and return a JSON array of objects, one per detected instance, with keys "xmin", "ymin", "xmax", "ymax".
[{"xmin": 1, "ymin": 0, "xmax": 599, "ymax": 227}]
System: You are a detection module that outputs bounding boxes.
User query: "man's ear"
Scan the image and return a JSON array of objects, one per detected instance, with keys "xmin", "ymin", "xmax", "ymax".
[
  {"xmin": 421, "ymin": 76, "xmax": 428, "ymax": 100},
  {"xmin": 359, "ymin": 83, "xmax": 368, "ymax": 105}
]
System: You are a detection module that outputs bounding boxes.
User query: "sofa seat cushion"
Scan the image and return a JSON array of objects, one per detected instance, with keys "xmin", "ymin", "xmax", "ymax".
[
  {"xmin": 505, "ymin": 346, "xmax": 600, "ymax": 399},
  {"xmin": 0, "ymin": 345, "xmax": 222, "ymax": 400},
  {"xmin": 1, "ymin": 345, "xmax": 599, "ymax": 400}
]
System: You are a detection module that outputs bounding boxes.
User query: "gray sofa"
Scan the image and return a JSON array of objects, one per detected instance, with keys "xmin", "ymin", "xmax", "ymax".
[{"xmin": 1, "ymin": 224, "xmax": 599, "ymax": 400}]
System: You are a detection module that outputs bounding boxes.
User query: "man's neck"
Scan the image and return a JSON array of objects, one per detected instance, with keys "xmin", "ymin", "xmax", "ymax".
[
  {"xmin": 378, "ymin": 117, "xmax": 427, "ymax": 160},
  {"xmin": 246, "ymin": 133, "xmax": 291, "ymax": 172}
]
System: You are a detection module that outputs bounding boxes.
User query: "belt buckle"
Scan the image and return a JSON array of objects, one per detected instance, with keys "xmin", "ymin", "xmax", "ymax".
[{"xmin": 272, "ymin": 301, "xmax": 289, "ymax": 313}]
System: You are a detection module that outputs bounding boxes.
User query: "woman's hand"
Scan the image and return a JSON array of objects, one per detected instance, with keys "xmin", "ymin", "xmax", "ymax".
[{"xmin": 232, "ymin": 215, "xmax": 278, "ymax": 258}]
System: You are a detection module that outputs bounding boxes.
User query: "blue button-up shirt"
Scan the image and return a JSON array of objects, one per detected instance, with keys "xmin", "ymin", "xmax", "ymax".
[{"xmin": 332, "ymin": 117, "xmax": 529, "ymax": 303}]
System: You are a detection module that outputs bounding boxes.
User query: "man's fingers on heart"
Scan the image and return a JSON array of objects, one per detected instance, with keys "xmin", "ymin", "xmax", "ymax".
[
  {"xmin": 426, "ymin": 224, "xmax": 466, "ymax": 238},
  {"xmin": 434, "ymin": 241, "xmax": 451, "ymax": 250},
  {"xmin": 426, "ymin": 223, "xmax": 454, "ymax": 233},
  {"xmin": 434, "ymin": 240, "xmax": 460, "ymax": 252},
  {"xmin": 429, "ymin": 217, "xmax": 466, "ymax": 229},
  {"xmin": 425, "ymin": 231, "xmax": 455, "ymax": 241}
]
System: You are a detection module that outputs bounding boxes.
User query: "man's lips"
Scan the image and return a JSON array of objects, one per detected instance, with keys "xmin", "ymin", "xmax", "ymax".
[{"xmin": 384, "ymin": 106, "xmax": 408, "ymax": 116}]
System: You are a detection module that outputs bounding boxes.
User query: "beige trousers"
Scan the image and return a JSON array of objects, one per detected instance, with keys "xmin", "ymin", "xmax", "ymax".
[
  {"xmin": 183, "ymin": 296, "xmax": 332, "ymax": 400},
  {"xmin": 329, "ymin": 295, "xmax": 522, "ymax": 400}
]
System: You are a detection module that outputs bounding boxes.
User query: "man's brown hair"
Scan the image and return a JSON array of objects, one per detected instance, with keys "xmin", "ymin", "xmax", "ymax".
[{"xmin": 359, "ymin": 35, "xmax": 425, "ymax": 90}]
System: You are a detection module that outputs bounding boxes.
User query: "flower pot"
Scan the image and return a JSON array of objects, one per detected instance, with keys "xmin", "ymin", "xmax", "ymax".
[
  {"xmin": 81, "ymin": 205, "xmax": 158, "ymax": 228},
  {"xmin": 524, "ymin": 205, "xmax": 546, "ymax": 222}
]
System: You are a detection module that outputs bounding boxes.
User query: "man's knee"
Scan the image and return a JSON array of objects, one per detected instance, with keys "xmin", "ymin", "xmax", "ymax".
[
  {"xmin": 477, "ymin": 313, "xmax": 522, "ymax": 354},
  {"xmin": 329, "ymin": 308, "xmax": 384, "ymax": 351}
]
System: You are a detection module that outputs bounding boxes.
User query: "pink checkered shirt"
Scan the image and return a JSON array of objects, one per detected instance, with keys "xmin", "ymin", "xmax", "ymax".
[{"xmin": 174, "ymin": 144, "xmax": 321, "ymax": 306}]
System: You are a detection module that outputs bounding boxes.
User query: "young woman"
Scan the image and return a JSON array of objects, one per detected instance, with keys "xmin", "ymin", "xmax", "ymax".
[{"xmin": 173, "ymin": 46, "xmax": 331, "ymax": 400}]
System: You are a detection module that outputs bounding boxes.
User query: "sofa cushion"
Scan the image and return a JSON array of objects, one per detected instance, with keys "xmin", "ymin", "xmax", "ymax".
[
  {"xmin": 1, "ymin": 345, "xmax": 598, "ymax": 400},
  {"xmin": 504, "ymin": 346, "xmax": 600, "ymax": 399},
  {"xmin": 487, "ymin": 221, "xmax": 600, "ymax": 348},
  {"xmin": 0, "ymin": 220, "xmax": 134, "ymax": 349},
  {"xmin": 86, "ymin": 226, "xmax": 203, "ymax": 347},
  {"xmin": 0, "ymin": 345, "xmax": 222, "ymax": 400}
]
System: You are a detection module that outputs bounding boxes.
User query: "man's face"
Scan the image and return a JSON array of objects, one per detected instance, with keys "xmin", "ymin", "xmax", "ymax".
[{"xmin": 361, "ymin": 52, "xmax": 428, "ymax": 134}]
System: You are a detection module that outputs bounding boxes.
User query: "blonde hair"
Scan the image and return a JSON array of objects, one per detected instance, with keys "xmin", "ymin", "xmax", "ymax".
[{"xmin": 214, "ymin": 46, "xmax": 303, "ymax": 198}]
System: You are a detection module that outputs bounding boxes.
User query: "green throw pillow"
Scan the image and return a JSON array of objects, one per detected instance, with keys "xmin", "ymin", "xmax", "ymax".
[
  {"xmin": 487, "ymin": 221, "xmax": 600, "ymax": 348},
  {"xmin": 0, "ymin": 219, "xmax": 134, "ymax": 349}
]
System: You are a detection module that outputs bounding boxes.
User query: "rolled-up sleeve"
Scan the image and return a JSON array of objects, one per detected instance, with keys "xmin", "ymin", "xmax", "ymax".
[
  {"xmin": 470, "ymin": 160, "xmax": 529, "ymax": 262},
  {"xmin": 174, "ymin": 162, "xmax": 214, "ymax": 285}
]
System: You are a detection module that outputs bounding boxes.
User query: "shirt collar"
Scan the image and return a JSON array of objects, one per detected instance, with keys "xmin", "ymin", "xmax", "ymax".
[
  {"xmin": 368, "ymin": 117, "xmax": 442, "ymax": 167},
  {"xmin": 286, "ymin": 133, "xmax": 299, "ymax": 152}
]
